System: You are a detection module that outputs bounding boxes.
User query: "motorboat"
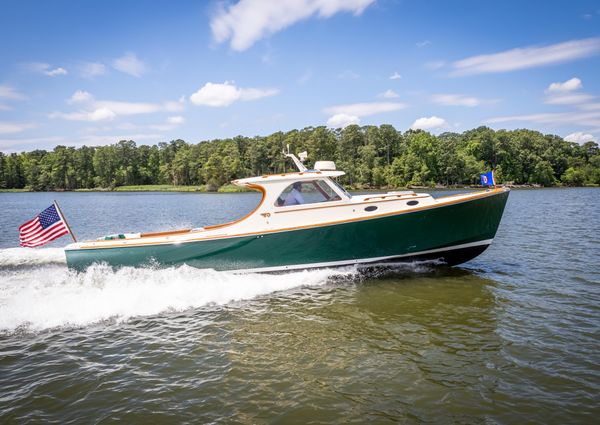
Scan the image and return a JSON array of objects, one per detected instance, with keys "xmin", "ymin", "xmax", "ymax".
[{"xmin": 65, "ymin": 151, "xmax": 509, "ymax": 272}]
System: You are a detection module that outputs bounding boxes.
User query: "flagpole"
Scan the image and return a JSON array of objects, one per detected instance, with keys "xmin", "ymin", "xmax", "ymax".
[{"xmin": 53, "ymin": 200, "xmax": 77, "ymax": 243}]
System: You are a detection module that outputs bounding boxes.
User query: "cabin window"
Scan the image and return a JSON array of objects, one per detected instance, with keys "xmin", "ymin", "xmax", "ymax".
[
  {"xmin": 407, "ymin": 200, "xmax": 419, "ymax": 206},
  {"xmin": 275, "ymin": 180, "xmax": 342, "ymax": 207}
]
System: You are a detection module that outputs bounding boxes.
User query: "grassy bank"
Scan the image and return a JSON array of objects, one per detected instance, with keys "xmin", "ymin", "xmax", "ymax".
[
  {"xmin": 111, "ymin": 184, "xmax": 250, "ymax": 192},
  {"xmin": 113, "ymin": 185, "xmax": 205, "ymax": 192},
  {"xmin": 0, "ymin": 188, "xmax": 31, "ymax": 192},
  {"xmin": 0, "ymin": 184, "xmax": 251, "ymax": 193}
]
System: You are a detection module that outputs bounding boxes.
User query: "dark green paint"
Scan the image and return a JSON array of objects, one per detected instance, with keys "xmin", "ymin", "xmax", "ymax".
[{"xmin": 66, "ymin": 190, "xmax": 509, "ymax": 271}]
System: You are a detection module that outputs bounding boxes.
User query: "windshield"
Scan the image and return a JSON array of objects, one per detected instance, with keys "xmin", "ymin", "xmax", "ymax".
[{"xmin": 275, "ymin": 180, "xmax": 342, "ymax": 207}]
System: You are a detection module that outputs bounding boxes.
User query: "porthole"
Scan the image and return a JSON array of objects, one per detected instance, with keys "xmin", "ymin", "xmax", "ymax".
[
  {"xmin": 407, "ymin": 200, "xmax": 419, "ymax": 206},
  {"xmin": 364, "ymin": 206, "xmax": 378, "ymax": 212}
]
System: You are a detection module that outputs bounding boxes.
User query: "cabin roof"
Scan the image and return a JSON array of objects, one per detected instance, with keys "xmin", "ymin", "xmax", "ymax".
[{"xmin": 233, "ymin": 169, "xmax": 345, "ymax": 186}]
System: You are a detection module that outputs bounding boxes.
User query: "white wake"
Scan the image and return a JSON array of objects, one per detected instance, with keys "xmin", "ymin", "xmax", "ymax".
[
  {"xmin": 0, "ymin": 248, "xmax": 354, "ymax": 333},
  {"xmin": 0, "ymin": 247, "xmax": 66, "ymax": 267}
]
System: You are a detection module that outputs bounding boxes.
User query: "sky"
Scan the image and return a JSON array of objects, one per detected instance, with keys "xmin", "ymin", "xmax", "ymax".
[{"xmin": 1, "ymin": 0, "xmax": 600, "ymax": 153}]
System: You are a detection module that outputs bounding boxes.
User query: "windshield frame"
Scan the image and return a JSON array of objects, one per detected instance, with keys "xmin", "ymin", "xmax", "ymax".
[{"xmin": 329, "ymin": 178, "xmax": 352, "ymax": 199}]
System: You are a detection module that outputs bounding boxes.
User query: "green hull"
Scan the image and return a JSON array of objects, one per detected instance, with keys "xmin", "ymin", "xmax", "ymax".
[{"xmin": 66, "ymin": 190, "xmax": 509, "ymax": 272}]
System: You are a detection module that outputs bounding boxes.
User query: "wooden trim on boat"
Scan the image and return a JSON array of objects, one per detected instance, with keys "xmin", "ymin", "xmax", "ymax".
[
  {"xmin": 141, "ymin": 228, "xmax": 192, "ymax": 238},
  {"xmin": 435, "ymin": 188, "xmax": 497, "ymax": 200},
  {"xmin": 76, "ymin": 188, "xmax": 507, "ymax": 250},
  {"xmin": 260, "ymin": 171, "xmax": 323, "ymax": 178}
]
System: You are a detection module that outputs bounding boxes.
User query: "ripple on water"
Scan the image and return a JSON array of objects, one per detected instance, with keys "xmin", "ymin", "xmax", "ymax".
[{"xmin": 1, "ymin": 188, "xmax": 600, "ymax": 423}]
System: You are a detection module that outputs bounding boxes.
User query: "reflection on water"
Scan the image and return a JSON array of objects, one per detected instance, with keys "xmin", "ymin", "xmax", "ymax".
[
  {"xmin": 1, "ymin": 188, "xmax": 599, "ymax": 423},
  {"xmin": 223, "ymin": 269, "xmax": 502, "ymax": 423}
]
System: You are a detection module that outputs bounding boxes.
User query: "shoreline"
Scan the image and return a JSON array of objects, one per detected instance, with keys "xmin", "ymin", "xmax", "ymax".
[{"xmin": 1, "ymin": 183, "xmax": 598, "ymax": 193}]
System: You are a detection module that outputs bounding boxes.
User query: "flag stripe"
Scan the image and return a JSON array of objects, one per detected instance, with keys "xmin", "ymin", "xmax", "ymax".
[
  {"xmin": 22, "ymin": 235, "xmax": 67, "ymax": 247},
  {"xmin": 22, "ymin": 227, "xmax": 68, "ymax": 246},
  {"xmin": 19, "ymin": 204, "xmax": 70, "ymax": 248},
  {"xmin": 19, "ymin": 224, "xmax": 43, "ymax": 241},
  {"xmin": 21, "ymin": 227, "xmax": 68, "ymax": 246},
  {"xmin": 21, "ymin": 229, "xmax": 69, "ymax": 247},
  {"xmin": 21, "ymin": 231, "xmax": 68, "ymax": 247},
  {"xmin": 19, "ymin": 221, "xmax": 64, "ymax": 243},
  {"xmin": 20, "ymin": 223, "xmax": 68, "ymax": 245},
  {"xmin": 19, "ymin": 218, "xmax": 39, "ymax": 232}
]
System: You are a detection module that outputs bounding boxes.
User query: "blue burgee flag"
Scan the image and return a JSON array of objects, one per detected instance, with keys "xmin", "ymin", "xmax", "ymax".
[{"xmin": 480, "ymin": 171, "xmax": 495, "ymax": 187}]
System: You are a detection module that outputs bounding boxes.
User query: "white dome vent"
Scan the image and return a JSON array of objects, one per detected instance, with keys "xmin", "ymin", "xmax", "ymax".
[{"xmin": 314, "ymin": 161, "xmax": 336, "ymax": 171}]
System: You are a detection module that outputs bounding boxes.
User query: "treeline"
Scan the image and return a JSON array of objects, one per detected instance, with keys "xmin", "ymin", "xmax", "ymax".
[{"xmin": 0, "ymin": 125, "xmax": 599, "ymax": 191}]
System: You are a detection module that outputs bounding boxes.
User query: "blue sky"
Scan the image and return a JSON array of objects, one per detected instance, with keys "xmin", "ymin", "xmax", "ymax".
[{"xmin": 1, "ymin": 0, "xmax": 600, "ymax": 152}]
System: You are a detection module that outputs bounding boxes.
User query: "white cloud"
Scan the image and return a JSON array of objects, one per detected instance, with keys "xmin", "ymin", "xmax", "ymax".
[
  {"xmin": 451, "ymin": 37, "xmax": 600, "ymax": 76},
  {"xmin": 543, "ymin": 77, "xmax": 596, "ymax": 106},
  {"xmin": 167, "ymin": 116, "xmax": 185, "ymax": 125},
  {"xmin": 150, "ymin": 115, "xmax": 186, "ymax": 131},
  {"xmin": 58, "ymin": 90, "xmax": 183, "ymax": 120},
  {"xmin": 579, "ymin": 103, "xmax": 600, "ymax": 111},
  {"xmin": 544, "ymin": 92, "xmax": 595, "ymax": 105},
  {"xmin": 565, "ymin": 131, "xmax": 596, "ymax": 144},
  {"xmin": 94, "ymin": 100, "xmax": 161, "ymax": 115},
  {"xmin": 424, "ymin": 60, "xmax": 446, "ymax": 70},
  {"xmin": 68, "ymin": 90, "xmax": 94, "ymax": 104},
  {"xmin": 416, "ymin": 40, "xmax": 431, "ymax": 48},
  {"xmin": 238, "ymin": 87, "xmax": 280, "ymax": 101},
  {"xmin": 0, "ymin": 122, "xmax": 36, "ymax": 134},
  {"xmin": 324, "ymin": 101, "xmax": 407, "ymax": 117},
  {"xmin": 80, "ymin": 62, "xmax": 107, "ymax": 78},
  {"xmin": 410, "ymin": 116, "xmax": 447, "ymax": 130},
  {"xmin": 164, "ymin": 96, "xmax": 186, "ymax": 112},
  {"xmin": 389, "ymin": 71, "xmax": 402, "ymax": 80},
  {"xmin": 327, "ymin": 113, "xmax": 360, "ymax": 128},
  {"xmin": 190, "ymin": 82, "xmax": 242, "ymax": 107},
  {"xmin": 211, "ymin": 0, "xmax": 375, "ymax": 51},
  {"xmin": 486, "ymin": 111, "xmax": 600, "ymax": 128},
  {"xmin": 547, "ymin": 77, "xmax": 582, "ymax": 93},
  {"xmin": 324, "ymin": 102, "xmax": 406, "ymax": 128},
  {"xmin": 45, "ymin": 67, "xmax": 67, "ymax": 77},
  {"xmin": 50, "ymin": 108, "xmax": 116, "ymax": 122},
  {"xmin": 378, "ymin": 89, "xmax": 399, "ymax": 99},
  {"xmin": 112, "ymin": 53, "xmax": 148, "ymax": 77},
  {"xmin": 432, "ymin": 94, "xmax": 482, "ymax": 107},
  {"xmin": 0, "ymin": 85, "xmax": 26, "ymax": 110},
  {"xmin": 23, "ymin": 62, "xmax": 68, "ymax": 76},
  {"xmin": 190, "ymin": 82, "xmax": 279, "ymax": 107},
  {"xmin": 0, "ymin": 85, "xmax": 27, "ymax": 100}
]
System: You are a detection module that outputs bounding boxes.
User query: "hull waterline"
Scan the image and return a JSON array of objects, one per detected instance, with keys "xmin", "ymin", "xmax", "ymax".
[{"xmin": 65, "ymin": 189, "xmax": 509, "ymax": 272}]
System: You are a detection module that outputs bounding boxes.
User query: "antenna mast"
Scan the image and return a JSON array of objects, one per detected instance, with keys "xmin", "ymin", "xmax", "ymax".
[{"xmin": 283, "ymin": 144, "xmax": 308, "ymax": 172}]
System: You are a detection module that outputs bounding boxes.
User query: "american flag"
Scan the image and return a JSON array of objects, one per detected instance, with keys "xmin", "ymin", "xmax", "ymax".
[{"xmin": 19, "ymin": 203, "xmax": 70, "ymax": 247}]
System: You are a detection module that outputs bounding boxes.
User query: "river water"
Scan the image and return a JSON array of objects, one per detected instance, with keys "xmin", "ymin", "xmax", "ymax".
[{"xmin": 0, "ymin": 189, "xmax": 598, "ymax": 423}]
